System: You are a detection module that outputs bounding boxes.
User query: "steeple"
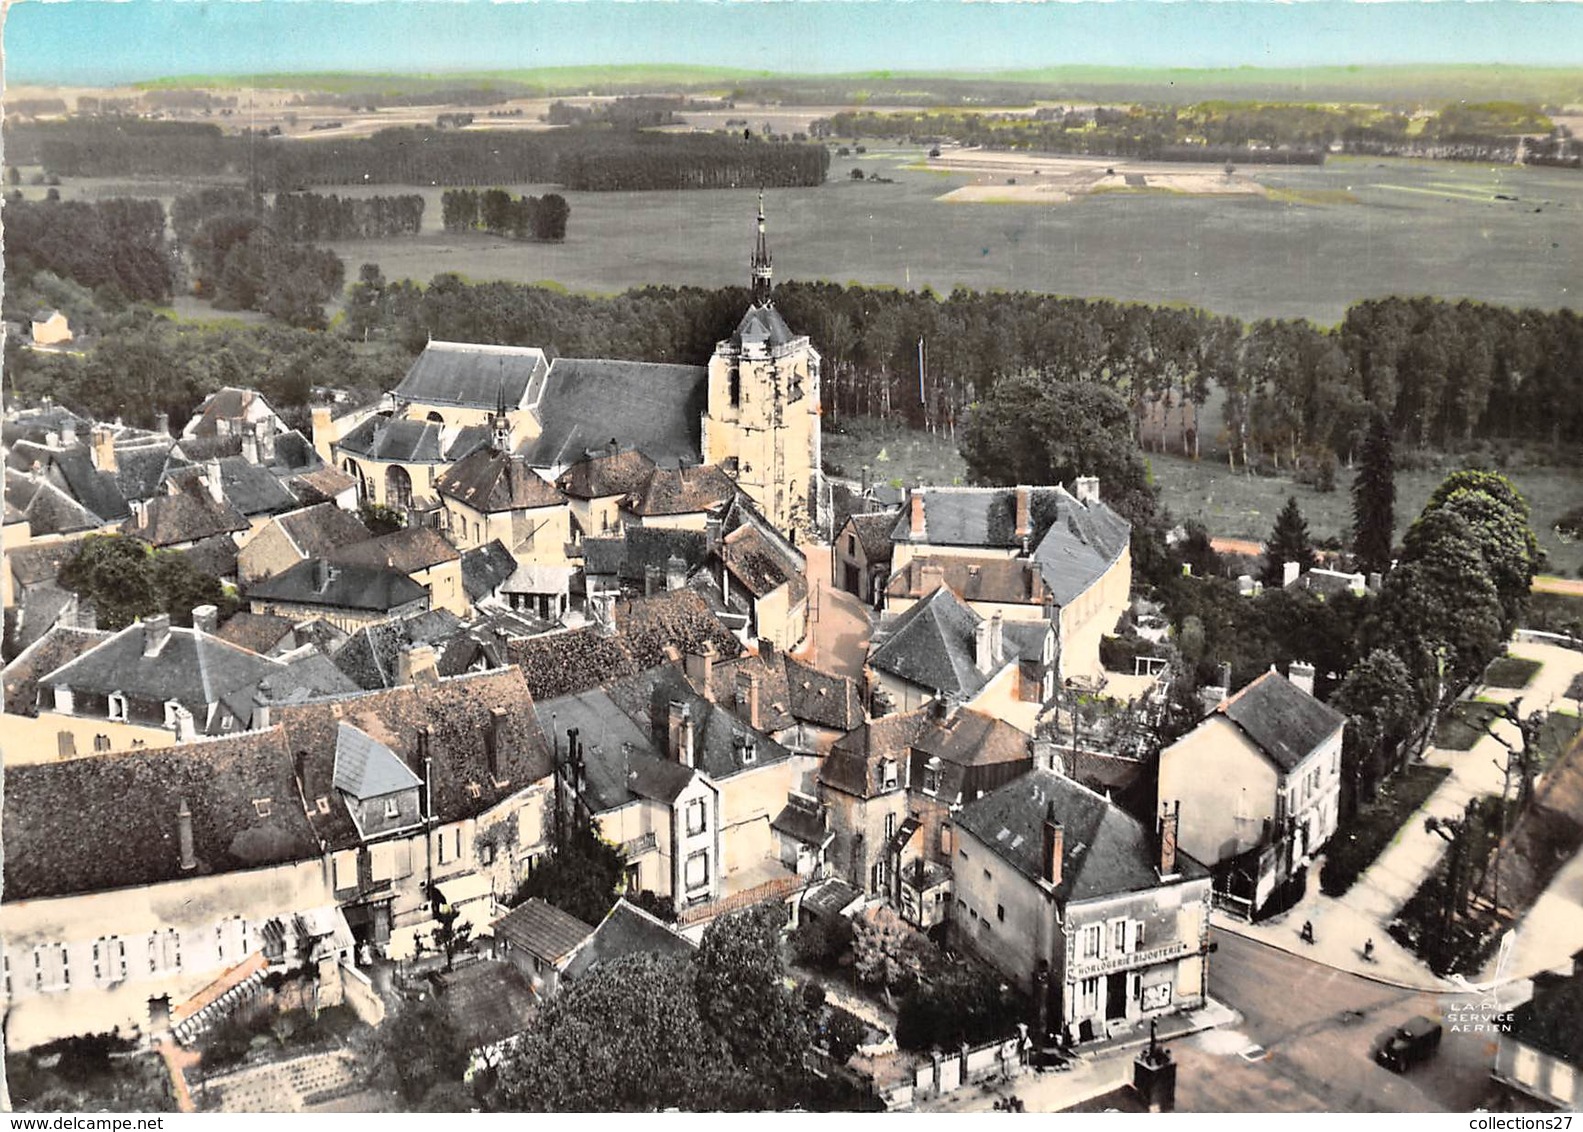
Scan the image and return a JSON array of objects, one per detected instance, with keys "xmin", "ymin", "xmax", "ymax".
[
  {"xmin": 491, "ymin": 377, "xmax": 512, "ymax": 453},
  {"xmin": 750, "ymin": 190, "xmax": 773, "ymax": 305}
]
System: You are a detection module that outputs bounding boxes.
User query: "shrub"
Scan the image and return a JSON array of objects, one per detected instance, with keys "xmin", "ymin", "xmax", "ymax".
[
  {"xmin": 823, "ymin": 1007, "xmax": 867, "ymax": 1064},
  {"xmin": 792, "ymin": 914, "xmax": 854, "ymax": 970},
  {"xmin": 896, "ymin": 966, "xmax": 1027, "ymax": 1052}
]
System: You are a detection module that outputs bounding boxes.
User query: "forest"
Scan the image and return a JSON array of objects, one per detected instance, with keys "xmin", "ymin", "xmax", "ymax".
[
  {"xmin": 440, "ymin": 189, "xmax": 569, "ymax": 241},
  {"xmin": 4, "ymin": 120, "xmax": 831, "ymax": 191}
]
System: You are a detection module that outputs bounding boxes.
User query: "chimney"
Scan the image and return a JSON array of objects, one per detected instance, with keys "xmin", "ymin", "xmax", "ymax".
[
  {"xmin": 1042, "ymin": 802, "xmax": 1063, "ymax": 888},
  {"xmin": 666, "ymin": 553, "xmax": 688, "ymax": 592},
  {"xmin": 204, "ymin": 459, "xmax": 225, "ymax": 503},
  {"xmin": 397, "ymin": 642, "xmax": 439, "ymax": 686},
  {"xmin": 909, "ymin": 492, "xmax": 926, "ymax": 540},
  {"xmin": 684, "ymin": 642, "xmax": 716, "ymax": 697},
  {"xmin": 241, "ymin": 428, "xmax": 260, "ymax": 465},
  {"xmin": 918, "ymin": 561, "xmax": 946, "ymax": 597},
  {"xmin": 990, "ymin": 611, "xmax": 1004, "ymax": 668},
  {"xmin": 142, "ymin": 613, "xmax": 171, "ymax": 657},
  {"xmin": 590, "ymin": 590, "xmax": 616, "ymax": 636},
  {"xmin": 293, "ymin": 750, "xmax": 309, "ymax": 795},
  {"xmin": 60, "ymin": 420, "xmax": 77, "ymax": 447},
  {"xmin": 172, "ymin": 704, "xmax": 197, "ymax": 743},
  {"xmin": 667, "ymin": 701, "xmax": 695, "ymax": 768},
  {"xmin": 1014, "ymin": 485, "xmax": 1032, "ymax": 541},
  {"xmin": 975, "ymin": 617, "xmax": 995, "ymax": 675},
  {"xmin": 644, "ymin": 564, "xmax": 662, "ymax": 597},
  {"xmin": 314, "ymin": 558, "xmax": 332, "ymax": 593},
  {"xmin": 1282, "ymin": 560, "xmax": 1301, "ymax": 588},
  {"xmin": 258, "ymin": 426, "xmax": 276, "ymax": 464},
  {"xmin": 191, "ymin": 604, "xmax": 219, "ymax": 635},
  {"xmin": 252, "ymin": 677, "xmax": 272, "ymax": 729},
  {"xmin": 310, "ymin": 404, "xmax": 334, "ymax": 465},
  {"xmin": 757, "ymin": 637, "xmax": 777, "ymax": 666},
  {"xmin": 130, "ymin": 499, "xmax": 149, "ymax": 530},
  {"xmin": 1074, "ymin": 476, "xmax": 1100, "ymax": 505},
  {"xmin": 154, "ymin": 411, "xmax": 170, "ymax": 437},
  {"xmin": 735, "ymin": 670, "xmax": 762, "ymax": 731},
  {"xmin": 1288, "ymin": 660, "xmax": 1316, "ymax": 697},
  {"xmin": 89, "ymin": 425, "xmax": 117, "ymax": 473},
  {"xmin": 177, "ymin": 798, "xmax": 196, "ymax": 871},
  {"xmin": 487, "ymin": 707, "xmax": 507, "ymax": 781},
  {"xmin": 1159, "ymin": 801, "xmax": 1180, "ymax": 877},
  {"xmin": 705, "ymin": 515, "xmax": 723, "ymax": 554}
]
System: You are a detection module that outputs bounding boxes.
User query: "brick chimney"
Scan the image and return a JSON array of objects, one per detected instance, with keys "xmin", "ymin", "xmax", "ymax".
[
  {"xmin": 1288, "ymin": 661, "xmax": 1316, "ymax": 697},
  {"xmin": 178, "ymin": 798, "xmax": 196, "ymax": 871},
  {"xmin": 1282, "ymin": 560, "xmax": 1301, "ymax": 588},
  {"xmin": 191, "ymin": 604, "xmax": 219, "ymax": 635},
  {"xmin": 142, "ymin": 613, "xmax": 171, "ymax": 657},
  {"xmin": 251, "ymin": 680, "xmax": 271, "ymax": 730},
  {"xmin": 397, "ymin": 642, "xmax": 439, "ymax": 686},
  {"xmin": 1042, "ymin": 801, "xmax": 1063, "ymax": 888},
  {"xmin": 1074, "ymin": 476, "xmax": 1100, "ymax": 505},
  {"xmin": 990, "ymin": 611, "xmax": 1004, "ymax": 669},
  {"xmin": 310, "ymin": 404, "xmax": 334, "ymax": 465},
  {"xmin": 667, "ymin": 701, "xmax": 695, "ymax": 768},
  {"xmin": 644, "ymin": 564, "xmax": 663, "ymax": 597},
  {"xmin": 1014, "ymin": 485, "xmax": 1032, "ymax": 542},
  {"xmin": 757, "ymin": 637, "xmax": 777, "ymax": 666},
  {"xmin": 486, "ymin": 706, "xmax": 508, "ymax": 781},
  {"xmin": 172, "ymin": 704, "xmax": 197, "ymax": 743},
  {"xmin": 918, "ymin": 561, "xmax": 946, "ymax": 597},
  {"xmin": 684, "ymin": 642, "xmax": 716, "ymax": 697},
  {"xmin": 60, "ymin": 420, "xmax": 77, "ymax": 447},
  {"xmin": 909, "ymin": 491, "xmax": 926, "ymax": 540},
  {"xmin": 89, "ymin": 425, "xmax": 117, "ymax": 473},
  {"xmin": 130, "ymin": 499, "xmax": 149, "ymax": 530},
  {"xmin": 736, "ymin": 670, "xmax": 761, "ymax": 731},
  {"xmin": 258, "ymin": 425, "xmax": 276, "ymax": 465},
  {"xmin": 1159, "ymin": 800, "xmax": 1180, "ymax": 877}
]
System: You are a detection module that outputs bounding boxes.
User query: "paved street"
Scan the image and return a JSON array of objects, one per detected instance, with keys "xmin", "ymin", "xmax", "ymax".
[
  {"xmin": 795, "ymin": 542, "xmax": 873, "ymax": 681},
  {"xmin": 1193, "ymin": 928, "xmax": 1511, "ymax": 1112}
]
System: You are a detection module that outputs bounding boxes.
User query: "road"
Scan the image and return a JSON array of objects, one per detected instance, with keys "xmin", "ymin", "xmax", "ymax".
[{"xmin": 1190, "ymin": 929, "xmax": 1511, "ymax": 1112}]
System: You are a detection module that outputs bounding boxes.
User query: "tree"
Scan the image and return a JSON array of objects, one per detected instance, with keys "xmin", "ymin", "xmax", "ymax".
[
  {"xmin": 895, "ymin": 965, "xmax": 1026, "ymax": 1052},
  {"xmin": 1351, "ymin": 412, "xmax": 1396, "ymax": 575},
  {"xmin": 1332, "ymin": 648, "xmax": 1418, "ymax": 797},
  {"xmin": 850, "ymin": 906, "xmax": 927, "ymax": 995},
  {"xmin": 357, "ymin": 501, "xmax": 406, "ymax": 537},
  {"xmin": 1261, "ymin": 496, "xmax": 1316, "ymax": 585},
  {"xmin": 512, "ymin": 823, "xmax": 625, "ymax": 927},
  {"xmin": 791, "ymin": 912, "xmax": 854, "ymax": 969},
  {"xmin": 376, "ymin": 996, "xmax": 473, "ymax": 1108},
  {"xmin": 1418, "ymin": 473, "xmax": 1540, "ymax": 634},
  {"xmin": 57, "ymin": 535, "xmax": 230, "ymax": 631},
  {"xmin": 428, "ymin": 897, "xmax": 473, "ymax": 973},
  {"xmin": 822, "ymin": 1009, "xmax": 867, "ymax": 1065},
  {"xmin": 693, "ymin": 906, "xmax": 809, "ymax": 1086}
]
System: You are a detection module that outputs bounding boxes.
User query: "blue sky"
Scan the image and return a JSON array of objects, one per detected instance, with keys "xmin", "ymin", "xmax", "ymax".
[{"xmin": 6, "ymin": 1, "xmax": 1583, "ymax": 87}]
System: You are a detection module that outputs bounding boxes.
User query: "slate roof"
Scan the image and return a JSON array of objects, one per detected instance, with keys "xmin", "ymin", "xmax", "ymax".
[
  {"xmin": 277, "ymin": 667, "xmax": 553, "ymax": 848},
  {"xmin": 783, "ymin": 653, "xmax": 865, "ymax": 731},
  {"xmin": 844, "ymin": 512, "xmax": 897, "ymax": 562},
  {"xmin": 822, "ymin": 709, "xmax": 931, "ymax": 798},
  {"xmin": 165, "ymin": 459, "xmax": 298, "ymax": 519},
  {"xmin": 122, "ymin": 479, "xmax": 250, "ymax": 548},
  {"xmin": 584, "ymin": 527, "xmax": 708, "ymax": 587},
  {"xmin": 2, "ymin": 729, "xmax": 321, "ymax": 901},
  {"xmin": 800, "ymin": 878, "xmax": 864, "ymax": 921},
  {"xmin": 1218, "ymin": 670, "xmax": 1346, "ymax": 774},
  {"xmin": 561, "ymin": 899, "xmax": 695, "ymax": 983},
  {"xmin": 626, "ymin": 464, "xmax": 734, "ymax": 517},
  {"xmin": 532, "ymin": 688, "xmax": 672, "ymax": 813},
  {"xmin": 605, "ymin": 664, "xmax": 796, "ymax": 784},
  {"xmin": 39, "ymin": 620, "xmax": 282, "ymax": 720},
  {"xmin": 182, "ymin": 387, "xmax": 282, "ymax": 438},
  {"xmin": 288, "ymin": 465, "xmax": 360, "ymax": 506},
  {"xmin": 461, "ymin": 540, "xmax": 519, "ymax": 602},
  {"xmin": 956, "ymin": 767, "xmax": 1207, "ymax": 904},
  {"xmin": 247, "ymin": 558, "xmax": 429, "ymax": 613},
  {"xmin": 216, "ymin": 612, "xmax": 298, "ymax": 657},
  {"xmin": 772, "ymin": 800, "xmax": 833, "ymax": 847},
  {"xmin": 332, "ymin": 526, "xmax": 461, "ymax": 574},
  {"xmin": 517, "ymin": 358, "xmax": 707, "ymax": 471},
  {"xmin": 430, "ymin": 960, "xmax": 540, "ymax": 1052},
  {"xmin": 334, "ymin": 721, "xmax": 425, "ymax": 799},
  {"xmin": 6, "ymin": 539, "xmax": 78, "ymax": 589},
  {"xmin": 7, "ymin": 441, "xmax": 132, "ymax": 524},
  {"xmin": 868, "ymin": 586, "xmax": 988, "ymax": 698},
  {"xmin": 493, "ymin": 899, "xmax": 594, "ymax": 963},
  {"xmin": 337, "ymin": 416, "xmax": 489, "ymax": 465},
  {"xmin": 556, "ymin": 448, "xmax": 656, "ymax": 500},
  {"xmin": 733, "ymin": 302, "xmax": 798, "ymax": 348},
  {"xmin": 177, "ymin": 533, "xmax": 240, "ymax": 580},
  {"xmin": 394, "ymin": 341, "xmax": 548, "ymax": 410},
  {"xmin": 8, "ymin": 473, "xmax": 101, "ymax": 536},
  {"xmin": 330, "ymin": 610, "xmax": 466, "ymax": 691},
  {"xmin": 886, "ymin": 555, "xmax": 1046, "ymax": 606},
  {"xmin": 1029, "ymin": 494, "xmax": 1132, "ymax": 607},
  {"xmin": 436, "ymin": 447, "xmax": 565, "ymax": 512},
  {"xmin": 1509, "ymin": 967, "xmax": 1583, "ymax": 1068},
  {"xmin": 8, "ymin": 585, "xmax": 78, "ymax": 653},
  {"xmin": 2, "ymin": 624, "xmax": 111, "ymax": 715},
  {"xmin": 273, "ymin": 503, "xmax": 373, "ymax": 561}
]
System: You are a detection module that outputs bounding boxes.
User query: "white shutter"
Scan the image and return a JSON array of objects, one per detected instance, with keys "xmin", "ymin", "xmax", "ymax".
[
  {"xmin": 369, "ymin": 841, "xmax": 395, "ymax": 882},
  {"xmin": 1128, "ymin": 920, "xmax": 1143, "ymax": 953},
  {"xmin": 333, "ymin": 849, "xmax": 358, "ymax": 889}
]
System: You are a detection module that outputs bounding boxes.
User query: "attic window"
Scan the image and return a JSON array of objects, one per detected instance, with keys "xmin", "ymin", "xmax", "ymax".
[
  {"xmin": 316, "ymin": 797, "xmax": 331, "ymax": 814},
  {"xmin": 467, "ymin": 782, "xmax": 483, "ymax": 799},
  {"xmin": 253, "ymin": 799, "xmax": 273, "ymax": 818},
  {"xmin": 383, "ymin": 798, "xmax": 399, "ymax": 819},
  {"xmin": 742, "ymin": 739, "xmax": 756, "ymax": 765},
  {"xmin": 107, "ymin": 692, "xmax": 128, "ymax": 722}
]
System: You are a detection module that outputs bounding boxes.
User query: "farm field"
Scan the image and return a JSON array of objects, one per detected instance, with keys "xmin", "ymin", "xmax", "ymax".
[
  {"xmin": 822, "ymin": 415, "xmax": 1583, "ymax": 579},
  {"xmin": 29, "ymin": 146, "xmax": 1581, "ymax": 324}
]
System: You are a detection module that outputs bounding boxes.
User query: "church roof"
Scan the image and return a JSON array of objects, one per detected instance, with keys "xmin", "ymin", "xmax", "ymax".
[
  {"xmin": 393, "ymin": 341, "xmax": 548, "ymax": 410},
  {"xmin": 517, "ymin": 359, "xmax": 707, "ymax": 471},
  {"xmin": 436, "ymin": 447, "xmax": 565, "ymax": 513},
  {"xmin": 733, "ymin": 303, "xmax": 797, "ymax": 348}
]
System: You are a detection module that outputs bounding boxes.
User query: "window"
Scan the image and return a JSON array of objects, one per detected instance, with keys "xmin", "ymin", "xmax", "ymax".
[
  {"xmin": 685, "ymin": 851, "xmax": 710, "ymax": 891},
  {"xmin": 93, "ymin": 940, "xmax": 104, "ymax": 983},
  {"xmin": 997, "ymin": 904, "xmax": 1005, "ymax": 923},
  {"xmin": 216, "ymin": 924, "xmax": 225, "ymax": 964},
  {"xmin": 847, "ymin": 535, "xmax": 856, "ymax": 555},
  {"xmin": 1080, "ymin": 977, "xmax": 1100, "ymax": 1012},
  {"xmin": 741, "ymin": 739, "xmax": 756, "ymax": 765},
  {"xmin": 58, "ymin": 944, "xmax": 70, "ymax": 989},
  {"xmin": 437, "ymin": 834, "xmax": 447, "ymax": 865},
  {"xmin": 1081, "ymin": 924, "xmax": 1102, "ymax": 959},
  {"xmin": 455, "ymin": 829, "xmax": 464, "ymax": 861},
  {"xmin": 885, "ymin": 813, "xmax": 897, "ymax": 840},
  {"xmin": 107, "ymin": 692, "xmax": 128, "ymax": 722},
  {"xmin": 2, "ymin": 952, "xmax": 9, "ymax": 998},
  {"xmin": 94, "ymin": 734, "xmax": 111, "ymax": 752},
  {"xmin": 940, "ymin": 824, "xmax": 951, "ymax": 856},
  {"xmin": 923, "ymin": 757, "xmax": 942, "ymax": 795},
  {"xmin": 1112, "ymin": 920, "xmax": 1127, "ymax": 954},
  {"xmin": 480, "ymin": 842, "xmax": 496, "ymax": 866},
  {"xmin": 881, "ymin": 759, "xmax": 898, "ymax": 791},
  {"xmin": 254, "ymin": 799, "xmax": 273, "ymax": 818},
  {"xmin": 686, "ymin": 798, "xmax": 708, "ymax": 837},
  {"xmin": 33, "ymin": 946, "xmax": 44, "ymax": 991},
  {"xmin": 384, "ymin": 797, "xmax": 399, "ymax": 820},
  {"xmin": 875, "ymin": 859, "xmax": 887, "ymax": 890}
]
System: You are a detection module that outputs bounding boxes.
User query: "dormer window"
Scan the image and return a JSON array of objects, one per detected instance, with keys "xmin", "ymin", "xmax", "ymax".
[
  {"xmin": 383, "ymin": 797, "xmax": 400, "ymax": 820},
  {"xmin": 253, "ymin": 799, "xmax": 273, "ymax": 818},
  {"xmin": 107, "ymin": 692, "xmax": 128, "ymax": 722},
  {"xmin": 742, "ymin": 738, "xmax": 756, "ymax": 765},
  {"xmin": 923, "ymin": 757, "xmax": 942, "ymax": 795},
  {"xmin": 164, "ymin": 701, "xmax": 182, "ymax": 728},
  {"xmin": 881, "ymin": 759, "xmax": 898, "ymax": 792}
]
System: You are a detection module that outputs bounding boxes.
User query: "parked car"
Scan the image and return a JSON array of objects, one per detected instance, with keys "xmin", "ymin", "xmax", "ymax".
[{"xmin": 1374, "ymin": 1016, "xmax": 1443, "ymax": 1072}]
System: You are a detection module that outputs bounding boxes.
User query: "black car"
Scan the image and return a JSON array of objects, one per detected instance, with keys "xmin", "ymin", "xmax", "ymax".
[{"xmin": 1374, "ymin": 1015, "xmax": 1443, "ymax": 1072}]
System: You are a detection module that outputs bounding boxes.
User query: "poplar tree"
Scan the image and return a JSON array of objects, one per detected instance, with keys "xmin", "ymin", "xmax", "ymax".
[{"xmin": 1351, "ymin": 412, "xmax": 1396, "ymax": 575}]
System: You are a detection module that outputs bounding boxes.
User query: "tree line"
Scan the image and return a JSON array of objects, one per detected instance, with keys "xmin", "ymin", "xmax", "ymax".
[
  {"xmin": 171, "ymin": 186, "xmax": 425, "ymax": 243},
  {"xmin": 6, "ymin": 120, "xmax": 829, "ymax": 191},
  {"xmin": 3, "ymin": 196, "xmax": 175, "ymax": 303},
  {"xmin": 440, "ymin": 189, "xmax": 569, "ymax": 241}
]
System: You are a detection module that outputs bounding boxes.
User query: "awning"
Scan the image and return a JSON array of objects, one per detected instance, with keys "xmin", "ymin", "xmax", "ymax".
[
  {"xmin": 437, "ymin": 873, "xmax": 496, "ymax": 934},
  {"xmin": 386, "ymin": 920, "xmax": 438, "ymax": 963}
]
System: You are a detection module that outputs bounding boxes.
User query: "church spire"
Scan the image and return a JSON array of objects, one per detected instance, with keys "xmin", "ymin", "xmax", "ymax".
[{"xmin": 750, "ymin": 190, "xmax": 773, "ymax": 305}]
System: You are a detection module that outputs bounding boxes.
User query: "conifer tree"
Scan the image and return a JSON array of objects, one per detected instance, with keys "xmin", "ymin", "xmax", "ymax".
[
  {"xmin": 1262, "ymin": 495, "xmax": 1317, "ymax": 585},
  {"xmin": 1352, "ymin": 413, "xmax": 1396, "ymax": 575}
]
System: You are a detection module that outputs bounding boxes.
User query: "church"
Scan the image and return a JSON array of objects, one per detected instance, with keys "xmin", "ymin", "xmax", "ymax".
[{"xmin": 313, "ymin": 197, "xmax": 828, "ymax": 541}]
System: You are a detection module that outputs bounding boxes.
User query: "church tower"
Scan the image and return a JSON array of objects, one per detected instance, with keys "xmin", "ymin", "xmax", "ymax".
[{"xmin": 703, "ymin": 194, "xmax": 826, "ymax": 538}]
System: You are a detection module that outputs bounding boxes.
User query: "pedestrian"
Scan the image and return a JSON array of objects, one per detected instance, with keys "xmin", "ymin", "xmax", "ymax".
[
  {"xmin": 1363, "ymin": 938, "xmax": 1375, "ymax": 962},
  {"xmin": 1300, "ymin": 920, "xmax": 1315, "ymax": 944}
]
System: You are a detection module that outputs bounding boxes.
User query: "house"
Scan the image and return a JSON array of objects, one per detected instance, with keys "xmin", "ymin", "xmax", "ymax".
[
  {"xmin": 428, "ymin": 960, "xmax": 540, "ymax": 1075},
  {"xmin": 30, "ymin": 309, "xmax": 72, "ymax": 347},
  {"xmin": 889, "ymin": 482, "xmax": 1131, "ymax": 682},
  {"xmin": 1156, "ymin": 667, "xmax": 1345, "ymax": 920},
  {"xmin": 181, "ymin": 387, "xmax": 289, "ymax": 445},
  {"xmin": 582, "ymin": 527, "xmax": 708, "ymax": 606},
  {"xmin": 318, "ymin": 201, "xmax": 824, "ymax": 539},
  {"xmin": 1493, "ymin": 952, "xmax": 1583, "ymax": 1108},
  {"xmin": 833, "ymin": 511, "xmax": 897, "ymax": 606},
  {"xmin": 491, "ymin": 898, "xmax": 594, "ymax": 1000},
  {"xmin": 160, "ymin": 458, "xmax": 299, "ymax": 533},
  {"xmin": 214, "ymin": 613, "xmax": 301, "ymax": 658},
  {"xmin": 557, "ymin": 446, "xmax": 657, "ymax": 542},
  {"xmin": 435, "ymin": 436, "xmax": 570, "ymax": 560},
  {"xmin": 237, "ymin": 502, "xmax": 372, "ymax": 584},
  {"xmin": 328, "ymin": 611, "xmax": 466, "ymax": 691},
  {"xmin": 621, "ymin": 464, "xmax": 736, "ymax": 531},
  {"xmin": 246, "ymin": 557, "xmax": 431, "ymax": 632},
  {"xmin": 685, "ymin": 636, "xmax": 865, "ymax": 759},
  {"xmin": 559, "ymin": 898, "xmax": 695, "ymax": 983},
  {"xmin": 951, "ymin": 767, "xmax": 1213, "ymax": 1046},
  {"xmin": 332, "ymin": 526, "xmax": 468, "ymax": 617},
  {"xmin": 460, "ymin": 540, "xmax": 520, "ymax": 607},
  {"xmin": 0, "ymin": 728, "xmax": 341, "ymax": 1048},
  {"xmin": 701, "ymin": 495, "xmax": 810, "ymax": 652},
  {"xmin": 866, "ymin": 584, "xmax": 1055, "ymax": 731},
  {"xmin": 121, "ymin": 469, "xmax": 250, "ymax": 552}
]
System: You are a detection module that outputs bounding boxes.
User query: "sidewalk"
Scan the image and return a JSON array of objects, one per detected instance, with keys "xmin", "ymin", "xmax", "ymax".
[{"xmin": 1216, "ymin": 640, "xmax": 1583, "ymax": 991}]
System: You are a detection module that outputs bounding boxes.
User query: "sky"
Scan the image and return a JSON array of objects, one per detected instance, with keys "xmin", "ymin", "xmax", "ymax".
[{"xmin": 5, "ymin": 1, "xmax": 1583, "ymax": 87}]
